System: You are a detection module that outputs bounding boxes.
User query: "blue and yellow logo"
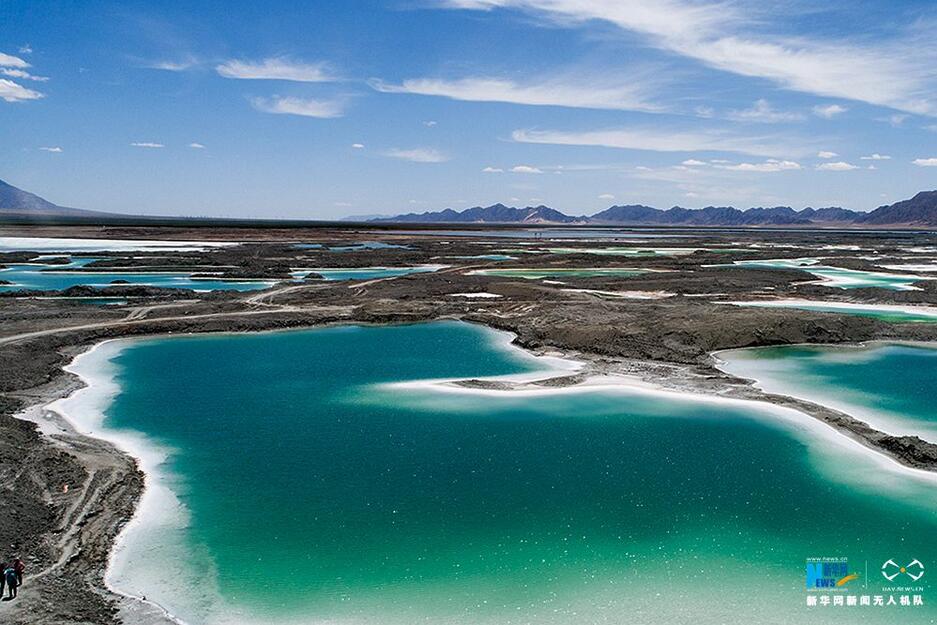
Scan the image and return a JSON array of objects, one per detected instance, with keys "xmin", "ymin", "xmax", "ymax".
[{"xmin": 806, "ymin": 558, "xmax": 858, "ymax": 590}]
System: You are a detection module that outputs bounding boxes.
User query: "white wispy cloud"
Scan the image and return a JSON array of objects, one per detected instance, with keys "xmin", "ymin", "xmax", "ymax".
[
  {"xmin": 598, "ymin": 193, "xmax": 615, "ymax": 200},
  {"xmin": 726, "ymin": 99, "xmax": 803, "ymax": 123},
  {"xmin": 1, "ymin": 68, "xmax": 48, "ymax": 81},
  {"xmin": 860, "ymin": 153, "xmax": 891, "ymax": 160},
  {"xmin": 812, "ymin": 104, "xmax": 847, "ymax": 118},
  {"xmin": 250, "ymin": 96, "xmax": 344, "ymax": 118},
  {"xmin": 482, "ymin": 166, "xmax": 504, "ymax": 173},
  {"xmin": 0, "ymin": 51, "xmax": 47, "ymax": 102},
  {"xmin": 714, "ymin": 159, "xmax": 801, "ymax": 172},
  {"xmin": 913, "ymin": 158, "xmax": 937, "ymax": 167},
  {"xmin": 511, "ymin": 165, "xmax": 543, "ymax": 174},
  {"xmin": 39, "ymin": 146, "xmax": 62, "ymax": 153},
  {"xmin": 131, "ymin": 142, "xmax": 165, "ymax": 148},
  {"xmin": 383, "ymin": 148, "xmax": 450, "ymax": 163},
  {"xmin": 370, "ymin": 74, "xmax": 662, "ymax": 112},
  {"xmin": 216, "ymin": 57, "xmax": 336, "ymax": 82},
  {"xmin": 681, "ymin": 159, "xmax": 707, "ymax": 166},
  {"xmin": 435, "ymin": 1, "xmax": 937, "ymax": 115},
  {"xmin": 0, "ymin": 52, "xmax": 29, "ymax": 68},
  {"xmin": 817, "ymin": 151, "xmax": 838, "ymax": 159},
  {"xmin": 883, "ymin": 113, "xmax": 909, "ymax": 126},
  {"xmin": 0, "ymin": 78, "xmax": 43, "ymax": 102},
  {"xmin": 148, "ymin": 58, "xmax": 200, "ymax": 72},
  {"xmin": 628, "ymin": 164, "xmax": 778, "ymax": 203},
  {"xmin": 816, "ymin": 161, "xmax": 859, "ymax": 171},
  {"xmin": 511, "ymin": 126, "xmax": 811, "ymax": 158},
  {"xmin": 351, "ymin": 143, "xmax": 365, "ymax": 149},
  {"xmin": 189, "ymin": 142, "xmax": 206, "ymax": 149}
]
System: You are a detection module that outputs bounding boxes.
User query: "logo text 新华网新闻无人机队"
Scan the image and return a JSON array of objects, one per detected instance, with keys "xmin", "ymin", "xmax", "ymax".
[{"xmin": 805, "ymin": 557, "xmax": 925, "ymax": 609}]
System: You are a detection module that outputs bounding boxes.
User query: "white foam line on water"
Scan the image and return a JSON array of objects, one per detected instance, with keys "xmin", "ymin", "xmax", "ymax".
[
  {"xmin": 712, "ymin": 343, "xmax": 937, "ymax": 444},
  {"xmin": 725, "ymin": 299, "xmax": 937, "ymax": 318},
  {"xmin": 0, "ymin": 237, "xmax": 238, "ymax": 253},
  {"xmin": 385, "ymin": 357, "xmax": 937, "ymax": 487},
  {"xmin": 561, "ymin": 288, "xmax": 675, "ymax": 299},
  {"xmin": 879, "ymin": 263, "xmax": 937, "ymax": 272},
  {"xmin": 803, "ymin": 270, "xmax": 931, "ymax": 291},
  {"xmin": 725, "ymin": 258, "xmax": 934, "ymax": 290}
]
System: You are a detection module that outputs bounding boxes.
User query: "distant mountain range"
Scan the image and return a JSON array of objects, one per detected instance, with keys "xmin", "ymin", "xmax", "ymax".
[
  {"xmin": 374, "ymin": 191, "xmax": 937, "ymax": 227},
  {"xmin": 3, "ymin": 177, "xmax": 937, "ymax": 227},
  {"xmin": 0, "ymin": 178, "xmax": 114, "ymax": 218}
]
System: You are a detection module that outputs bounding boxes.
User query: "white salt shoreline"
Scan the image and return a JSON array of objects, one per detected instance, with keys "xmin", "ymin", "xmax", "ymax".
[
  {"xmin": 0, "ymin": 236, "xmax": 238, "ymax": 253},
  {"xmin": 35, "ymin": 326, "xmax": 937, "ymax": 625},
  {"xmin": 385, "ymin": 354, "xmax": 937, "ymax": 486},
  {"xmin": 46, "ymin": 339, "xmax": 194, "ymax": 625},
  {"xmin": 712, "ymin": 342, "xmax": 937, "ymax": 443},
  {"xmin": 723, "ymin": 298, "xmax": 937, "ymax": 319}
]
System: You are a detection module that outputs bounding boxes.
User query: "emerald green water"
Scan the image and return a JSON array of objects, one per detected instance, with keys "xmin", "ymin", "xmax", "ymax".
[
  {"xmin": 730, "ymin": 301, "xmax": 937, "ymax": 323},
  {"xmin": 470, "ymin": 267, "xmax": 651, "ymax": 279},
  {"xmin": 718, "ymin": 343, "xmax": 937, "ymax": 442},
  {"xmin": 0, "ymin": 257, "xmax": 275, "ymax": 292},
  {"xmin": 83, "ymin": 323, "xmax": 937, "ymax": 624},
  {"xmin": 731, "ymin": 259, "xmax": 932, "ymax": 290},
  {"xmin": 290, "ymin": 266, "xmax": 443, "ymax": 281}
]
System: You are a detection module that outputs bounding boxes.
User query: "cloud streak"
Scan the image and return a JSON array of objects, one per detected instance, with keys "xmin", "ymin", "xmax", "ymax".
[
  {"xmin": 511, "ymin": 126, "xmax": 812, "ymax": 158},
  {"xmin": 0, "ymin": 51, "xmax": 46, "ymax": 102},
  {"xmin": 714, "ymin": 159, "xmax": 801, "ymax": 172},
  {"xmin": 813, "ymin": 104, "xmax": 847, "ymax": 118},
  {"xmin": 250, "ymin": 96, "xmax": 344, "ymax": 118},
  {"xmin": 816, "ymin": 161, "xmax": 859, "ymax": 171},
  {"xmin": 217, "ymin": 57, "xmax": 336, "ymax": 82},
  {"xmin": 1, "ymin": 68, "xmax": 48, "ymax": 81},
  {"xmin": 726, "ymin": 100, "xmax": 803, "ymax": 124},
  {"xmin": 0, "ymin": 52, "xmax": 29, "ymax": 68},
  {"xmin": 0, "ymin": 78, "xmax": 43, "ymax": 102},
  {"xmin": 370, "ymin": 74, "xmax": 662, "ymax": 111},
  {"xmin": 436, "ymin": 0, "xmax": 937, "ymax": 115},
  {"xmin": 383, "ymin": 148, "xmax": 450, "ymax": 163}
]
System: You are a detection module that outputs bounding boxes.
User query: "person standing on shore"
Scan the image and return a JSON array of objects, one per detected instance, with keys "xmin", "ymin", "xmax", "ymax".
[
  {"xmin": 12, "ymin": 557, "xmax": 24, "ymax": 587},
  {"xmin": 2, "ymin": 565, "xmax": 17, "ymax": 599}
]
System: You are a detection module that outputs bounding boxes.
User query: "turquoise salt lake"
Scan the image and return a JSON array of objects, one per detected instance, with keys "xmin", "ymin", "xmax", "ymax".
[
  {"xmin": 61, "ymin": 323, "xmax": 937, "ymax": 625},
  {"xmin": 290, "ymin": 265, "xmax": 444, "ymax": 281},
  {"xmin": 0, "ymin": 258, "xmax": 275, "ymax": 292},
  {"xmin": 728, "ymin": 300, "xmax": 937, "ymax": 323},
  {"xmin": 2, "ymin": 258, "xmax": 444, "ymax": 293},
  {"xmin": 717, "ymin": 342, "xmax": 937, "ymax": 442},
  {"xmin": 729, "ymin": 258, "xmax": 932, "ymax": 290}
]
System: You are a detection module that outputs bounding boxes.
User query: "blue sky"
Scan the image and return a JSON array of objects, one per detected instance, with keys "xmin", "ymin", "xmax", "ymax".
[{"xmin": 2, "ymin": 0, "xmax": 936, "ymax": 218}]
